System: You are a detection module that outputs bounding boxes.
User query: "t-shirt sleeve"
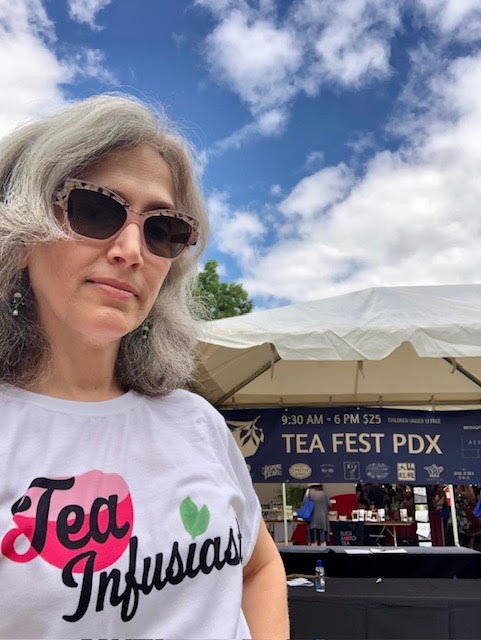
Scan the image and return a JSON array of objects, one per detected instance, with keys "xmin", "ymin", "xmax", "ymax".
[{"xmin": 210, "ymin": 407, "xmax": 262, "ymax": 566}]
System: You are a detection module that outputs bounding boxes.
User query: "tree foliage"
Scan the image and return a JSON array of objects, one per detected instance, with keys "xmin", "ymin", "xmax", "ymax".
[{"xmin": 195, "ymin": 260, "xmax": 254, "ymax": 320}]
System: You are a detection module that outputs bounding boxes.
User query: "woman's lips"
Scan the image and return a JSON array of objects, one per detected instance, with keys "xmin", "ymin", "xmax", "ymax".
[{"xmin": 87, "ymin": 278, "xmax": 138, "ymax": 300}]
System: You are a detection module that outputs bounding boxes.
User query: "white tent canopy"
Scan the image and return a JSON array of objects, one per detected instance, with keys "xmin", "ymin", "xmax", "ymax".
[{"xmin": 193, "ymin": 284, "xmax": 481, "ymax": 408}]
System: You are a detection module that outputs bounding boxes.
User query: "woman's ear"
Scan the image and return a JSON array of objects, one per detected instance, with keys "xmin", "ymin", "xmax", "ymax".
[{"xmin": 19, "ymin": 246, "xmax": 32, "ymax": 269}]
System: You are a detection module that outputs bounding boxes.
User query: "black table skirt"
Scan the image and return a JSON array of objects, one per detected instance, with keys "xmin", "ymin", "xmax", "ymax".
[
  {"xmin": 288, "ymin": 578, "xmax": 481, "ymax": 639},
  {"xmin": 280, "ymin": 545, "xmax": 481, "ymax": 578}
]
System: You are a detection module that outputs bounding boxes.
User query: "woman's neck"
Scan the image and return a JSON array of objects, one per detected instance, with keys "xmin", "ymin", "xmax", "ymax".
[{"xmin": 25, "ymin": 339, "xmax": 125, "ymax": 401}]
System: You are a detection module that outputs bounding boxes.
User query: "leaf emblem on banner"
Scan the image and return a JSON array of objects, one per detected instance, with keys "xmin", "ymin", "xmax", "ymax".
[
  {"xmin": 226, "ymin": 416, "xmax": 264, "ymax": 458},
  {"xmin": 180, "ymin": 497, "xmax": 210, "ymax": 540}
]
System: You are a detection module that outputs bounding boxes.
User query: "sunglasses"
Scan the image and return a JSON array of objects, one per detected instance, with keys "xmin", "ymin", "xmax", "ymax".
[{"xmin": 53, "ymin": 178, "xmax": 199, "ymax": 260}]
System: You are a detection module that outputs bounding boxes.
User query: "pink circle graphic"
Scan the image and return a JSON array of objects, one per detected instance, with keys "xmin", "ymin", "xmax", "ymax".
[{"xmin": 1, "ymin": 470, "xmax": 134, "ymax": 573}]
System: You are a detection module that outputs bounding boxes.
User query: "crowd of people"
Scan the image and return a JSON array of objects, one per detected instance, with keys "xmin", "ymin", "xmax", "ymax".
[
  {"xmin": 355, "ymin": 483, "xmax": 414, "ymax": 519},
  {"xmin": 355, "ymin": 482, "xmax": 481, "ymax": 548},
  {"xmin": 292, "ymin": 479, "xmax": 481, "ymax": 550},
  {"xmin": 433, "ymin": 484, "xmax": 481, "ymax": 547}
]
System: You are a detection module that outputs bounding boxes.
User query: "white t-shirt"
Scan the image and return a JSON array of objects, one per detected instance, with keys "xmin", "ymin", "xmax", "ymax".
[{"xmin": 0, "ymin": 386, "xmax": 261, "ymax": 639}]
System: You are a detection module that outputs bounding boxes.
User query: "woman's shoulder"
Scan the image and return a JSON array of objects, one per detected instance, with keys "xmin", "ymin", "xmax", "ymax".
[
  {"xmin": 144, "ymin": 389, "xmax": 231, "ymax": 448},
  {"xmin": 150, "ymin": 388, "xmax": 218, "ymax": 412},
  {"xmin": 145, "ymin": 389, "xmax": 225, "ymax": 427}
]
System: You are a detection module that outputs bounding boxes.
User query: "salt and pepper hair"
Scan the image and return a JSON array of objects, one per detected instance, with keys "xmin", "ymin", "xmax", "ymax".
[{"xmin": 0, "ymin": 94, "xmax": 208, "ymax": 395}]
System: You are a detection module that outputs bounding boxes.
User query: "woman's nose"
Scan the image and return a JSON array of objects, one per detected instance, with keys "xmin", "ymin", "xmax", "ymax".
[{"xmin": 106, "ymin": 222, "xmax": 144, "ymax": 267}]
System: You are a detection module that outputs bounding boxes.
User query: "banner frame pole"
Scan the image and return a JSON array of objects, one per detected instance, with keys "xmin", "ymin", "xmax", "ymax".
[
  {"xmin": 448, "ymin": 484, "xmax": 459, "ymax": 546},
  {"xmin": 282, "ymin": 482, "xmax": 288, "ymax": 545}
]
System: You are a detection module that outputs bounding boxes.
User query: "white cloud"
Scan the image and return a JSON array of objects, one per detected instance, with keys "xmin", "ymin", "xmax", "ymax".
[
  {"xmin": 239, "ymin": 50, "xmax": 481, "ymax": 303},
  {"xmin": 0, "ymin": 0, "xmax": 65, "ymax": 132},
  {"xmin": 195, "ymin": 0, "xmax": 243, "ymax": 12},
  {"xmin": 195, "ymin": 0, "xmax": 276, "ymax": 20},
  {"xmin": 0, "ymin": 0, "xmax": 115, "ymax": 137},
  {"xmin": 346, "ymin": 132, "xmax": 377, "ymax": 157},
  {"xmin": 198, "ymin": 0, "xmax": 481, "ymax": 161},
  {"xmin": 304, "ymin": 150, "xmax": 325, "ymax": 170},
  {"xmin": 68, "ymin": 0, "xmax": 112, "ymax": 30},
  {"xmin": 207, "ymin": 191, "xmax": 266, "ymax": 269},
  {"xmin": 198, "ymin": 0, "xmax": 403, "ymax": 154},
  {"xmin": 201, "ymin": 0, "xmax": 402, "ymax": 107},
  {"xmin": 417, "ymin": 0, "xmax": 481, "ymax": 41},
  {"xmin": 207, "ymin": 107, "xmax": 288, "ymax": 157},
  {"xmin": 198, "ymin": 0, "xmax": 481, "ymax": 303},
  {"xmin": 63, "ymin": 48, "xmax": 116, "ymax": 84},
  {"xmin": 298, "ymin": 0, "xmax": 401, "ymax": 88},
  {"xmin": 0, "ymin": 0, "xmax": 55, "ymax": 39},
  {"xmin": 204, "ymin": 9, "xmax": 302, "ymax": 115},
  {"xmin": 279, "ymin": 164, "xmax": 355, "ymax": 220}
]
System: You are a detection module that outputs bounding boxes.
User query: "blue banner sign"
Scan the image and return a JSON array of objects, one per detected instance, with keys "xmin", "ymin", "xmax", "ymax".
[{"xmin": 220, "ymin": 406, "xmax": 481, "ymax": 484}]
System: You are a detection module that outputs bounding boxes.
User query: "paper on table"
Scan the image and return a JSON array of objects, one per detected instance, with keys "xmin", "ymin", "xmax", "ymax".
[
  {"xmin": 343, "ymin": 548, "xmax": 371, "ymax": 554},
  {"xmin": 415, "ymin": 511, "xmax": 429, "ymax": 523},
  {"xmin": 287, "ymin": 577, "xmax": 314, "ymax": 587},
  {"xmin": 369, "ymin": 547, "xmax": 407, "ymax": 553},
  {"xmin": 416, "ymin": 522, "xmax": 432, "ymax": 539}
]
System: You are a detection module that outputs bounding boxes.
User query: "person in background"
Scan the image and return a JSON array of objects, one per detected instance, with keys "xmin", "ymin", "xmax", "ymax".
[
  {"xmin": 401, "ymin": 486, "xmax": 415, "ymax": 518},
  {"xmin": 305, "ymin": 483, "xmax": 330, "ymax": 546},
  {"xmin": 0, "ymin": 94, "xmax": 288, "ymax": 640},
  {"xmin": 452, "ymin": 485, "xmax": 471, "ymax": 547},
  {"xmin": 366, "ymin": 483, "xmax": 388, "ymax": 509},
  {"xmin": 355, "ymin": 482, "xmax": 366, "ymax": 507},
  {"xmin": 357, "ymin": 492, "xmax": 369, "ymax": 509},
  {"xmin": 383, "ymin": 484, "xmax": 396, "ymax": 513},
  {"xmin": 458, "ymin": 484, "xmax": 476, "ymax": 506}
]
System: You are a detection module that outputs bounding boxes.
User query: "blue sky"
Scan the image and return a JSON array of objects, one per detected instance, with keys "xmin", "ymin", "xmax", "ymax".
[{"xmin": 2, "ymin": 1, "xmax": 481, "ymax": 309}]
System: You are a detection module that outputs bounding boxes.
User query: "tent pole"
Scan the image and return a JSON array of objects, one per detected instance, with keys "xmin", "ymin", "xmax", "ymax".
[
  {"xmin": 448, "ymin": 484, "xmax": 459, "ymax": 546},
  {"xmin": 214, "ymin": 351, "xmax": 281, "ymax": 407},
  {"xmin": 443, "ymin": 358, "xmax": 481, "ymax": 388},
  {"xmin": 282, "ymin": 483, "xmax": 288, "ymax": 545}
]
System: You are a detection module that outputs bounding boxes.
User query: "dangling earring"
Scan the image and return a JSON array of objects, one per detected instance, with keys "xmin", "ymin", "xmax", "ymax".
[
  {"xmin": 141, "ymin": 320, "xmax": 152, "ymax": 340},
  {"xmin": 11, "ymin": 291, "xmax": 24, "ymax": 317}
]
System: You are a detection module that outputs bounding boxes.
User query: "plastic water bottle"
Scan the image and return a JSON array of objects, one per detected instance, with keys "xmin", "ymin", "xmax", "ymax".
[{"xmin": 315, "ymin": 559, "xmax": 326, "ymax": 592}]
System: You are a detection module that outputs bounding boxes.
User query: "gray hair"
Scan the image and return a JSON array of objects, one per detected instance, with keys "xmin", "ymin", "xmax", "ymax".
[{"xmin": 0, "ymin": 93, "xmax": 209, "ymax": 395}]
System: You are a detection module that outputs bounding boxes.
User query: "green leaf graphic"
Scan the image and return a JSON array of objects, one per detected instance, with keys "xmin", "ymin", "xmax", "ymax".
[{"xmin": 180, "ymin": 497, "xmax": 210, "ymax": 540}]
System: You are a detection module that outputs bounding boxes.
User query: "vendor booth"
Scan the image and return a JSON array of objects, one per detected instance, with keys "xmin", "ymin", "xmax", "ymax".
[{"xmin": 192, "ymin": 284, "xmax": 481, "ymax": 537}]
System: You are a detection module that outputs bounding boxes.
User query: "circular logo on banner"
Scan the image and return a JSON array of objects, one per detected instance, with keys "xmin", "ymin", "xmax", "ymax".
[
  {"xmin": 365, "ymin": 463, "xmax": 390, "ymax": 480},
  {"xmin": 289, "ymin": 463, "xmax": 312, "ymax": 480}
]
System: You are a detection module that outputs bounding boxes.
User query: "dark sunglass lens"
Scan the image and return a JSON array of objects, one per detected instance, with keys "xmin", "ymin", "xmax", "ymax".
[
  {"xmin": 144, "ymin": 216, "xmax": 192, "ymax": 258},
  {"xmin": 68, "ymin": 189, "xmax": 126, "ymax": 239}
]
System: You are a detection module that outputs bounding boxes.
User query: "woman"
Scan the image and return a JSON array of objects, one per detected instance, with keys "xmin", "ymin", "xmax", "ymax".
[
  {"xmin": 0, "ymin": 95, "xmax": 288, "ymax": 639},
  {"xmin": 451, "ymin": 485, "xmax": 472, "ymax": 547},
  {"xmin": 305, "ymin": 484, "xmax": 329, "ymax": 546}
]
